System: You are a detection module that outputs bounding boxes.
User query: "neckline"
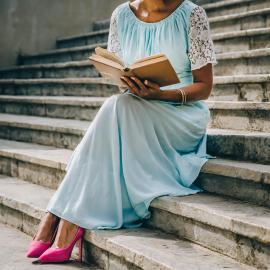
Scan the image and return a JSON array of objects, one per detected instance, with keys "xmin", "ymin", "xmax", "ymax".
[{"xmin": 127, "ymin": 0, "xmax": 187, "ymax": 25}]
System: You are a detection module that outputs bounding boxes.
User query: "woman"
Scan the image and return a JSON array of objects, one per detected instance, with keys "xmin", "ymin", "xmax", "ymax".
[{"xmin": 26, "ymin": 0, "xmax": 217, "ymax": 263}]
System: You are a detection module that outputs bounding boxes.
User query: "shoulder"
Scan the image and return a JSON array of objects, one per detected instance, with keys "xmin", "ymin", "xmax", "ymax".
[
  {"xmin": 109, "ymin": 1, "xmax": 128, "ymax": 22},
  {"xmin": 188, "ymin": 2, "xmax": 209, "ymax": 27}
]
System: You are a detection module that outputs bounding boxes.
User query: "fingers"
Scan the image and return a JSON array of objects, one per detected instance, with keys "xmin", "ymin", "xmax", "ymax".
[
  {"xmin": 130, "ymin": 77, "xmax": 148, "ymax": 92},
  {"xmin": 120, "ymin": 76, "xmax": 141, "ymax": 95},
  {"xmin": 144, "ymin": 79, "xmax": 160, "ymax": 89}
]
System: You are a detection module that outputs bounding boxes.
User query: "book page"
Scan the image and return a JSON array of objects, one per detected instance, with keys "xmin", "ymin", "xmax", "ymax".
[{"xmin": 95, "ymin": 46, "xmax": 125, "ymax": 67}]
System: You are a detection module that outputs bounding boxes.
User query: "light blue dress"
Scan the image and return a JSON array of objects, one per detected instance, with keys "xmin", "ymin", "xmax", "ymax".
[{"xmin": 46, "ymin": 0, "xmax": 218, "ymax": 229}]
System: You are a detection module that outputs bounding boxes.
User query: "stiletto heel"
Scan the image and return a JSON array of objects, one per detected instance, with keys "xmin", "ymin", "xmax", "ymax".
[
  {"xmin": 76, "ymin": 237, "xmax": 83, "ymax": 262},
  {"xmin": 38, "ymin": 227, "xmax": 85, "ymax": 263},
  {"xmin": 26, "ymin": 223, "xmax": 59, "ymax": 258}
]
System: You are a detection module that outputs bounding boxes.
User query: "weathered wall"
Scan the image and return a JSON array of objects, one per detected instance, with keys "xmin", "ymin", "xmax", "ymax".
[{"xmin": 0, "ymin": 0, "xmax": 124, "ymax": 68}]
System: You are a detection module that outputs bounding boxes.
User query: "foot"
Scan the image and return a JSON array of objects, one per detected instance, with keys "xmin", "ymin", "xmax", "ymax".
[
  {"xmin": 52, "ymin": 219, "xmax": 78, "ymax": 248},
  {"xmin": 34, "ymin": 212, "xmax": 59, "ymax": 242}
]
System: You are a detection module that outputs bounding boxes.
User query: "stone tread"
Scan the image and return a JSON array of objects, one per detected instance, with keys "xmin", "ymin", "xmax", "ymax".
[
  {"xmin": 0, "ymin": 77, "xmax": 111, "ymax": 85},
  {"xmin": 0, "ymin": 138, "xmax": 269, "ymax": 185},
  {"xmin": 0, "ymin": 175, "xmax": 258, "ymax": 269},
  {"xmin": 1, "ymin": 113, "xmax": 270, "ymax": 138},
  {"xmin": 202, "ymin": 0, "xmax": 266, "ymax": 10},
  {"xmin": 0, "ymin": 95, "xmax": 270, "ymax": 110},
  {"xmin": 0, "ymin": 223, "xmax": 99, "ymax": 270},
  {"xmin": 0, "ymin": 113, "xmax": 89, "ymax": 135},
  {"xmin": 212, "ymin": 27, "xmax": 270, "ymax": 40}
]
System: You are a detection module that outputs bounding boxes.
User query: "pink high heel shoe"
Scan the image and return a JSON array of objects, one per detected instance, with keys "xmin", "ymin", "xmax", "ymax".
[
  {"xmin": 38, "ymin": 227, "xmax": 85, "ymax": 263},
  {"xmin": 26, "ymin": 224, "xmax": 59, "ymax": 258}
]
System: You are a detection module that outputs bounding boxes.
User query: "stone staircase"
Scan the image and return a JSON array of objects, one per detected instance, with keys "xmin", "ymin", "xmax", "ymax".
[{"xmin": 0, "ymin": 0, "xmax": 269, "ymax": 269}]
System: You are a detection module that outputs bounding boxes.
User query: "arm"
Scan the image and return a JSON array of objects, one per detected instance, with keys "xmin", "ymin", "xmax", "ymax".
[{"xmin": 121, "ymin": 6, "xmax": 218, "ymax": 102}]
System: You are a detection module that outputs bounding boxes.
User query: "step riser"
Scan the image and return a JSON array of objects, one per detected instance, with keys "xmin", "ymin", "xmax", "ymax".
[
  {"xmin": 145, "ymin": 207, "xmax": 270, "ymax": 269},
  {"xmin": 57, "ymin": 32, "xmax": 108, "ymax": 49},
  {"xmin": 207, "ymin": 133, "xmax": 270, "ymax": 164},
  {"xmin": 0, "ymin": 126, "xmax": 83, "ymax": 149},
  {"xmin": 0, "ymin": 65, "xmax": 99, "ymax": 79},
  {"xmin": 196, "ymin": 173, "xmax": 270, "ymax": 208},
  {"xmin": 214, "ymin": 32, "xmax": 270, "ymax": 54},
  {"xmin": 210, "ymin": 81, "xmax": 270, "ymax": 102},
  {"xmin": 19, "ymin": 47, "xmax": 97, "ymax": 66},
  {"xmin": 92, "ymin": 20, "xmax": 109, "ymax": 31},
  {"xmin": 0, "ymin": 83, "xmax": 118, "ymax": 97},
  {"xmin": 0, "ymin": 125, "xmax": 269, "ymax": 163},
  {"xmin": 214, "ymin": 54, "xmax": 270, "ymax": 76},
  {"xmin": 210, "ymin": 12, "xmax": 270, "ymax": 34},
  {"xmin": 0, "ymin": 156, "xmax": 64, "ymax": 189},
  {"xmin": 0, "ymin": 102, "xmax": 100, "ymax": 121},
  {"xmin": 206, "ymin": 0, "xmax": 270, "ymax": 17},
  {"xmin": 209, "ymin": 109, "xmax": 270, "ymax": 132},
  {"xmin": 0, "ymin": 102, "xmax": 269, "ymax": 132}
]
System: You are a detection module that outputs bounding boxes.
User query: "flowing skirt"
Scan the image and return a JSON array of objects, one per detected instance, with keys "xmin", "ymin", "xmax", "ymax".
[{"xmin": 46, "ymin": 91, "xmax": 215, "ymax": 230}]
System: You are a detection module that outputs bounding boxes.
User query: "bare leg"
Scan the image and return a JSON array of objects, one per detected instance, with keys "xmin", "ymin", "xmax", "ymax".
[
  {"xmin": 51, "ymin": 218, "xmax": 78, "ymax": 248},
  {"xmin": 34, "ymin": 212, "xmax": 60, "ymax": 242}
]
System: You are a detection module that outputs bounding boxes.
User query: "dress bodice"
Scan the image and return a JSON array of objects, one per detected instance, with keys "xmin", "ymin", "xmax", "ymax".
[{"xmin": 107, "ymin": 0, "xmax": 217, "ymax": 90}]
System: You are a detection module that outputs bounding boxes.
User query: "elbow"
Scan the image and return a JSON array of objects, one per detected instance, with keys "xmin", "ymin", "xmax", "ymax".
[{"xmin": 201, "ymin": 83, "xmax": 213, "ymax": 100}]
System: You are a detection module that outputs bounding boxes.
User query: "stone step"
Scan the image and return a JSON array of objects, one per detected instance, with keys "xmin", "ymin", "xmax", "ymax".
[
  {"xmin": 204, "ymin": 0, "xmax": 270, "ymax": 17},
  {"xmin": 0, "ymin": 223, "xmax": 99, "ymax": 270},
  {"xmin": 92, "ymin": 7, "xmax": 270, "ymax": 34},
  {"xmin": 18, "ymin": 42, "xmax": 107, "ymax": 66},
  {"xmin": 0, "ymin": 78, "xmax": 118, "ymax": 97},
  {"xmin": 56, "ymin": 29, "xmax": 109, "ymax": 49},
  {"xmin": 214, "ymin": 27, "xmax": 270, "ymax": 54},
  {"xmin": 214, "ymin": 48, "xmax": 270, "ymax": 76},
  {"xmin": 0, "ymin": 96, "xmax": 269, "ymax": 132},
  {"xmin": 0, "ymin": 74, "xmax": 269, "ymax": 101},
  {"xmin": 211, "ymin": 74, "xmax": 270, "ymax": 102},
  {"xmin": 3, "ymin": 47, "xmax": 269, "ymax": 77},
  {"xmin": 14, "ymin": 35, "xmax": 269, "ymax": 73},
  {"xmin": 0, "ymin": 95, "xmax": 105, "ymax": 121},
  {"xmin": 0, "ymin": 174, "xmax": 264, "ymax": 268},
  {"xmin": 54, "ymin": 26, "xmax": 270, "ymax": 53},
  {"xmin": 0, "ymin": 61, "xmax": 99, "ymax": 79},
  {"xmin": 0, "ymin": 136, "xmax": 269, "ymax": 208},
  {"xmin": 209, "ymin": 7, "xmax": 270, "ymax": 34},
  {"xmin": 0, "ymin": 113, "xmax": 269, "ymax": 163}
]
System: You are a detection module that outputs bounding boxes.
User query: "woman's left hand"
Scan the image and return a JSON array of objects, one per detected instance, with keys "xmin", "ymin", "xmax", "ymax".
[{"xmin": 120, "ymin": 76, "xmax": 162, "ymax": 100}]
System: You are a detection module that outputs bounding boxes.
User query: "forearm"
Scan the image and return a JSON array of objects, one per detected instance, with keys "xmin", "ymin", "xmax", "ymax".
[{"xmin": 155, "ymin": 81, "xmax": 212, "ymax": 103}]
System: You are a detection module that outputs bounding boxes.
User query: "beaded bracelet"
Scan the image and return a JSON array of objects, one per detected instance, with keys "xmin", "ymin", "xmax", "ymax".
[{"xmin": 176, "ymin": 88, "xmax": 187, "ymax": 105}]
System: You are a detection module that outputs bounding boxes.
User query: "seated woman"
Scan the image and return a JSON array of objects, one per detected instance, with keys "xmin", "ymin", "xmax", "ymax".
[{"xmin": 26, "ymin": 0, "xmax": 217, "ymax": 264}]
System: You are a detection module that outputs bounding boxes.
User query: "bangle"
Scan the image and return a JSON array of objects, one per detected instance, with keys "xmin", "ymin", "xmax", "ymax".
[{"xmin": 176, "ymin": 88, "xmax": 187, "ymax": 105}]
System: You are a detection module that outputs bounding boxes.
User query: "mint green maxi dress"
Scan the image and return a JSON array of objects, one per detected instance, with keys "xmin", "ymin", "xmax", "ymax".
[{"xmin": 46, "ymin": 0, "xmax": 218, "ymax": 229}]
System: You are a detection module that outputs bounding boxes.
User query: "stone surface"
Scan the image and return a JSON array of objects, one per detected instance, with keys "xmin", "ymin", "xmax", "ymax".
[
  {"xmin": 0, "ymin": 175, "xmax": 256, "ymax": 269},
  {"xmin": 0, "ymin": 222, "xmax": 99, "ymax": 270}
]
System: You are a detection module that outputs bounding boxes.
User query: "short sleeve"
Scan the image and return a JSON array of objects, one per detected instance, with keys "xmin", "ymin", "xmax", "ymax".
[
  {"xmin": 107, "ymin": 7, "xmax": 123, "ymax": 59},
  {"xmin": 188, "ymin": 6, "xmax": 218, "ymax": 70}
]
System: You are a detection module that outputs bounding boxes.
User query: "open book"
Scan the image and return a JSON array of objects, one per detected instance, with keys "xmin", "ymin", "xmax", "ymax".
[{"xmin": 89, "ymin": 47, "xmax": 180, "ymax": 92}]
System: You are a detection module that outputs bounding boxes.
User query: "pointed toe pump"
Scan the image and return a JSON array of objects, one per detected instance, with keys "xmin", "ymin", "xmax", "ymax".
[
  {"xmin": 38, "ymin": 227, "xmax": 85, "ymax": 264},
  {"xmin": 26, "ymin": 224, "xmax": 59, "ymax": 258}
]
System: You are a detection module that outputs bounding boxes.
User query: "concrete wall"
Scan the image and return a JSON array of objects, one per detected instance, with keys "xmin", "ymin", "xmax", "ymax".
[
  {"xmin": 0, "ymin": 0, "xmax": 210, "ymax": 68},
  {"xmin": 0, "ymin": 0, "xmax": 124, "ymax": 68}
]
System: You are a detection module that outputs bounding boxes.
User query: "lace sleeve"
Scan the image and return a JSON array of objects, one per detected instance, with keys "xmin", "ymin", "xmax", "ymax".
[
  {"xmin": 188, "ymin": 6, "xmax": 218, "ymax": 70},
  {"xmin": 107, "ymin": 7, "xmax": 123, "ymax": 59}
]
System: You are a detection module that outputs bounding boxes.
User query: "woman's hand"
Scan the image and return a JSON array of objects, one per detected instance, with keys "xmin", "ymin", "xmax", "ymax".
[{"xmin": 120, "ymin": 76, "xmax": 162, "ymax": 100}]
